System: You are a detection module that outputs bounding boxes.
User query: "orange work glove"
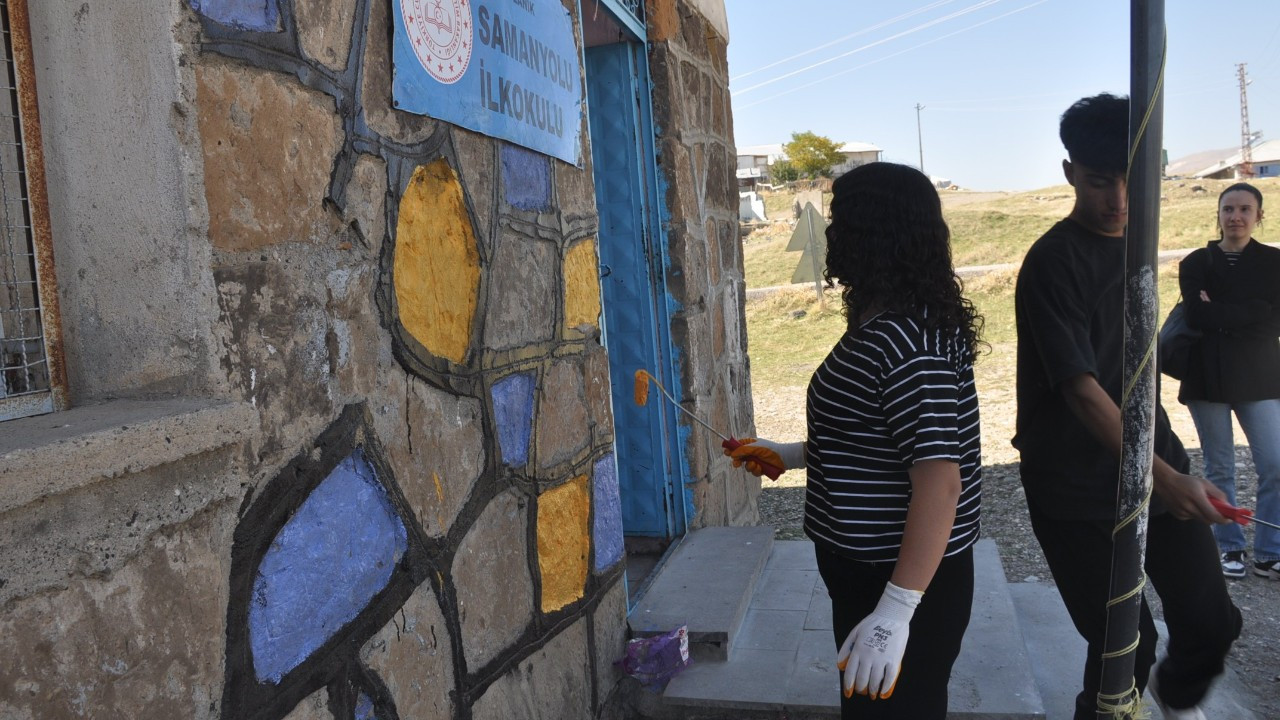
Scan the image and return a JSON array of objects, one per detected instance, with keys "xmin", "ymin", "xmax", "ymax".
[{"xmin": 722, "ymin": 437, "xmax": 802, "ymax": 480}]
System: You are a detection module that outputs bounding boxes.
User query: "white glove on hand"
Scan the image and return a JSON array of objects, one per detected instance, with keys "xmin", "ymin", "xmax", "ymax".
[
  {"xmin": 836, "ymin": 581, "xmax": 923, "ymax": 700},
  {"xmin": 741, "ymin": 438, "xmax": 805, "ymax": 469},
  {"xmin": 723, "ymin": 438, "xmax": 806, "ymax": 478}
]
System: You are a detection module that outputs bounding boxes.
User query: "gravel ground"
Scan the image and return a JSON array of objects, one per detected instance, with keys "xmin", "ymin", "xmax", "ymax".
[{"xmin": 751, "ymin": 367, "xmax": 1280, "ymax": 716}]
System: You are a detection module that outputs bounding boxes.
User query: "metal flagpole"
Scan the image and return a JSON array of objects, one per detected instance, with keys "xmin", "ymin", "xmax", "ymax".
[{"xmin": 1097, "ymin": 1, "xmax": 1164, "ymax": 716}]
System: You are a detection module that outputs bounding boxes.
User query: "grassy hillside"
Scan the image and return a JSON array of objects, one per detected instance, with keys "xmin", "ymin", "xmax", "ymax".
[
  {"xmin": 744, "ymin": 271, "xmax": 1181, "ymax": 388},
  {"xmin": 743, "ymin": 178, "xmax": 1232, "ymax": 465},
  {"xmin": 744, "ymin": 177, "xmax": 1280, "ymax": 289}
]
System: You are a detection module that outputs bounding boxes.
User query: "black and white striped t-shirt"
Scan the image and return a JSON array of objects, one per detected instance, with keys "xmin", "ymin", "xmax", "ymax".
[{"xmin": 803, "ymin": 312, "xmax": 982, "ymax": 563}]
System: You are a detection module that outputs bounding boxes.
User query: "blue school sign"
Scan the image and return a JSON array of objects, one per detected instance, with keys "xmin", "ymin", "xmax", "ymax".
[{"xmin": 393, "ymin": 0, "xmax": 582, "ymax": 165}]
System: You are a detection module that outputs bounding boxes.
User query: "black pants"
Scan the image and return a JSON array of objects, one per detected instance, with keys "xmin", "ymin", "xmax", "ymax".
[
  {"xmin": 1028, "ymin": 505, "xmax": 1242, "ymax": 718},
  {"xmin": 815, "ymin": 544, "xmax": 974, "ymax": 720}
]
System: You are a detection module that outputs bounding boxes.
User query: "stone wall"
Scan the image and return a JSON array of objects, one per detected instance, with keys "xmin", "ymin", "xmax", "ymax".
[
  {"xmin": 647, "ymin": 0, "xmax": 759, "ymax": 527},
  {"xmin": 0, "ymin": 0, "xmax": 745, "ymax": 718}
]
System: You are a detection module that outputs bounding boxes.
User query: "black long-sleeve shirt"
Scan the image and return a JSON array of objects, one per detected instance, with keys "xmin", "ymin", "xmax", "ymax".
[{"xmin": 1178, "ymin": 239, "xmax": 1280, "ymax": 404}]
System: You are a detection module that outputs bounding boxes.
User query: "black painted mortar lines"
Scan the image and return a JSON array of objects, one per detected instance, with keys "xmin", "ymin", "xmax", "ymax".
[{"xmin": 194, "ymin": 2, "xmax": 626, "ymax": 717}]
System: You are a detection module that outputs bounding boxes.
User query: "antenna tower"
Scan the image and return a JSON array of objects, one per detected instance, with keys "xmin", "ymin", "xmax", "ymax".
[{"xmin": 1238, "ymin": 62, "xmax": 1255, "ymax": 178}]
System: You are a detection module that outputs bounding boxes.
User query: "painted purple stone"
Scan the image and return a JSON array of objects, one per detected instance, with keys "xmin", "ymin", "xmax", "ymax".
[
  {"xmin": 492, "ymin": 371, "xmax": 536, "ymax": 466},
  {"xmin": 501, "ymin": 144, "xmax": 553, "ymax": 212},
  {"xmin": 592, "ymin": 453, "xmax": 623, "ymax": 572},
  {"xmin": 188, "ymin": 0, "xmax": 281, "ymax": 33},
  {"xmin": 247, "ymin": 448, "xmax": 408, "ymax": 684},
  {"xmin": 354, "ymin": 693, "xmax": 377, "ymax": 720}
]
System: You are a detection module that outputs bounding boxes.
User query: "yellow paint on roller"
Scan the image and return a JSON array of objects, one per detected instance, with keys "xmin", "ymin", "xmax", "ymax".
[
  {"xmin": 393, "ymin": 159, "xmax": 480, "ymax": 364},
  {"xmin": 563, "ymin": 238, "xmax": 602, "ymax": 332},
  {"xmin": 537, "ymin": 475, "xmax": 590, "ymax": 612},
  {"xmin": 634, "ymin": 369, "xmax": 650, "ymax": 407}
]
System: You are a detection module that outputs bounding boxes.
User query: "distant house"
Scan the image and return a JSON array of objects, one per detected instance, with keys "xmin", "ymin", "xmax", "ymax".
[
  {"xmin": 830, "ymin": 142, "xmax": 884, "ymax": 176},
  {"xmin": 1165, "ymin": 147, "xmax": 1237, "ymax": 178},
  {"xmin": 735, "ymin": 141, "xmax": 882, "ymax": 188},
  {"xmin": 736, "ymin": 143, "xmax": 786, "ymax": 189},
  {"xmin": 1172, "ymin": 140, "xmax": 1280, "ymax": 179}
]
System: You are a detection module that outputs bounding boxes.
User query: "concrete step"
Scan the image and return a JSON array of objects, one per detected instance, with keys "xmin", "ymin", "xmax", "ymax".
[
  {"xmin": 655, "ymin": 538, "xmax": 1046, "ymax": 718},
  {"xmin": 1008, "ymin": 582, "xmax": 1264, "ymax": 719},
  {"xmin": 628, "ymin": 525, "xmax": 775, "ymax": 661}
]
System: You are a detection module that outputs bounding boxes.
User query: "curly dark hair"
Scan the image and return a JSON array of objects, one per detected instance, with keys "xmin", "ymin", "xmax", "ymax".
[{"xmin": 823, "ymin": 162, "xmax": 983, "ymax": 357}]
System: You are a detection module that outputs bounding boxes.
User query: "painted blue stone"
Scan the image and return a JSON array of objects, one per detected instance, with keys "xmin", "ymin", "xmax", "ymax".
[
  {"xmin": 501, "ymin": 145, "xmax": 553, "ymax": 212},
  {"xmin": 354, "ymin": 693, "xmax": 376, "ymax": 720},
  {"xmin": 248, "ymin": 448, "xmax": 408, "ymax": 684},
  {"xmin": 492, "ymin": 371, "xmax": 536, "ymax": 466},
  {"xmin": 189, "ymin": 0, "xmax": 280, "ymax": 32},
  {"xmin": 592, "ymin": 454, "xmax": 624, "ymax": 572}
]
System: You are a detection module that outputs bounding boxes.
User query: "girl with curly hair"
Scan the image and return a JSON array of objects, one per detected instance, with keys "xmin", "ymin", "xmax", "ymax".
[{"xmin": 727, "ymin": 162, "xmax": 983, "ymax": 719}]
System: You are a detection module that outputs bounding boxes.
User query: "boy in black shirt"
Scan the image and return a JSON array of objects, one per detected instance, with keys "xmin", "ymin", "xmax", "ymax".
[{"xmin": 1014, "ymin": 93, "xmax": 1241, "ymax": 720}]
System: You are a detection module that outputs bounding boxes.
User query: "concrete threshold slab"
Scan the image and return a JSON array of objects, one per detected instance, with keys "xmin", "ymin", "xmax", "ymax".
[
  {"xmin": 628, "ymin": 526, "xmax": 774, "ymax": 661},
  {"xmin": 660, "ymin": 539, "xmax": 1046, "ymax": 718}
]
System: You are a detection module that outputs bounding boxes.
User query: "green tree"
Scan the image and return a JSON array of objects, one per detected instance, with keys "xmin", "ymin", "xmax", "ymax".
[
  {"xmin": 769, "ymin": 158, "xmax": 799, "ymax": 184},
  {"xmin": 783, "ymin": 131, "xmax": 845, "ymax": 179}
]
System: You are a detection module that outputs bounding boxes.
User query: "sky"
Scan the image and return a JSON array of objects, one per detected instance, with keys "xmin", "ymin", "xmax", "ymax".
[{"xmin": 725, "ymin": 0, "xmax": 1280, "ymax": 191}]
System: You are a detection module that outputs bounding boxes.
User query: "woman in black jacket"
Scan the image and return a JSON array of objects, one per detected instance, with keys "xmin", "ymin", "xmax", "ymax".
[{"xmin": 1179, "ymin": 182, "xmax": 1280, "ymax": 580}]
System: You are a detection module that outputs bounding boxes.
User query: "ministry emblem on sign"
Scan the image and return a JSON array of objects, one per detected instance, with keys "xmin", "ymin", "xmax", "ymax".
[{"xmin": 402, "ymin": 0, "xmax": 473, "ymax": 84}]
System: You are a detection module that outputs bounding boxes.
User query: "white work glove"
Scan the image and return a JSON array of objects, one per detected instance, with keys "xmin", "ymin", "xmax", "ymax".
[{"xmin": 836, "ymin": 581, "xmax": 923, "ymax": 700}]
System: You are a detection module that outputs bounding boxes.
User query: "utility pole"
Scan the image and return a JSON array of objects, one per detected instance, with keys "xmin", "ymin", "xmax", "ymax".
[
  {"xmin": 1238, "ymin": 62, "xmax": 1254, "ymax": 179},
  {"xmin": 1099, "ymin": 1, "xmax": 1163, "ymax": 716},
  {"xmin": 915, "ymin": 103, "xmax": 926, "ymax": 174}
]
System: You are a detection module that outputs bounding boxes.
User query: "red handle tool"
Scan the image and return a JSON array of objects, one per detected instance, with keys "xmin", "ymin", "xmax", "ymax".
[
  {"xmin": 1208, "ymin": 496, "xmax": 1254, "ymax": 526},
  {"xmin": 1207, "ymin": 496, "xmax": 1280, "ymax": 530},
  {"xmin": 721, "ymin": 437, "xmax": 785, "ymax": 481}
]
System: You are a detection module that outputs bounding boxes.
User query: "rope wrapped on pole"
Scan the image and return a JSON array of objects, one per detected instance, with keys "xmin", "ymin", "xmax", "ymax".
[{"xmin": 1096, "ymin": 1, "xmax": 1165, "ymax": 717}]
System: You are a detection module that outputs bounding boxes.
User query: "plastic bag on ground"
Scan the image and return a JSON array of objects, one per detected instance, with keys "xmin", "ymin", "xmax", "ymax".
[{"xmin": 616, "ymin": 624, "xmax": 690, "ymax": 689}]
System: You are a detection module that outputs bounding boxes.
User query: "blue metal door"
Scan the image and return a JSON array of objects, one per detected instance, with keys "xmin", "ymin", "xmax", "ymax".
[{"xmin": 585, "ymin": 42, "xmax": 680, "ymax": 538}]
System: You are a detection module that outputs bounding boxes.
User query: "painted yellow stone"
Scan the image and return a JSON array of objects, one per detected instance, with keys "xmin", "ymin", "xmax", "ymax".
[
  {"xmin": 537, "ymin": 475, "xmax": 590, "ymax": 612},
  {"xmin": 394, "ymin": 159, "xmax": 480, "ymax": 364},
  {"xmin": 563, "ymin": 238, "xmax": 602, "ymax": 333}
]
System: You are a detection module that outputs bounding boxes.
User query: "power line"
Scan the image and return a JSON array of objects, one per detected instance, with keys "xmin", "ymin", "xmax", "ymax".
[
  {"xmin": 732, "ymin": 0, "xmax": 1004, "ymax": 96},
  {"xmin": 729, "ymin": 0, "xmax": 958, "ymax": 81},
  {"xmin": 734, "ymin": 0, "xmax": 1048, "ymax": 110},
  {"xmin": 1256, "ymin": 18, "xmax": 1280, "ymax": 75}
]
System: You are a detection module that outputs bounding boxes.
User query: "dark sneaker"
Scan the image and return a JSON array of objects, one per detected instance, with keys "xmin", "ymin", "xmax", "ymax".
[
  {"xmin": 1253, "ymin": 559, "xmax": 1280, "ymax": 580},
  {"xmin": 1221, "ymin": 551, "xmax": 1247, "ymax": 579},
  {"xmin": 1148, "ymin": 672, "xmax": 1207, "ymax": 719}
]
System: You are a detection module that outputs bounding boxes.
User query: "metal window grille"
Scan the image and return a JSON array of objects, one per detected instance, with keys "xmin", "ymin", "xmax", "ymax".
[
  {"xmin": 593, "ymin": 0, "xmax": 644, "ymax": 30},
  {"xmin": 0, "ymin": 0, "xmax": 65, "ymax": 422},
  {"xmin": 614, "ymin": 0, "xmax": 644, "ymax": 24}
]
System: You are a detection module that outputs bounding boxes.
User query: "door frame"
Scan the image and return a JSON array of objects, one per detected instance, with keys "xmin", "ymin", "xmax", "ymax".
[{"xmin": 579, "ymin": 1, "xmax": 691, "ymax": 542}]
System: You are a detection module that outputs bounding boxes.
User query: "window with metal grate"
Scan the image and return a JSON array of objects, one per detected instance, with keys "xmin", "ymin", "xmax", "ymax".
[{"xmin": 0, "ymin": 0, "xmax": 65, "ymax": 422}]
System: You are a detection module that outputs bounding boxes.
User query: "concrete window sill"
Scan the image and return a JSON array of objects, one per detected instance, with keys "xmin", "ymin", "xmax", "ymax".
[{"xmin": 0, "ymin": 398, "xmax": 257, "ymax": 514}]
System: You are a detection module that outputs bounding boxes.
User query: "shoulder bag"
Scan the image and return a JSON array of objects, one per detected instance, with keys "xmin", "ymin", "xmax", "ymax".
[{"xmin": 1158, "ymin": 245, "xmax": 1212, "ymax": 380}]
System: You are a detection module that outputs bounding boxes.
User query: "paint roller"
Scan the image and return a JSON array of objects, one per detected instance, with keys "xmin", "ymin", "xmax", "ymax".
[{"xmin": 632, "ymin": 369, "xmax": 784, "ymax": 480}]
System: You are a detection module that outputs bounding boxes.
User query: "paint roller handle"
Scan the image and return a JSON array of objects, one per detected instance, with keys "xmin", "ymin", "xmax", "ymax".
[{"xmin": 721, "ymin": 437, "xmax": 785, "ymax": 481}]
